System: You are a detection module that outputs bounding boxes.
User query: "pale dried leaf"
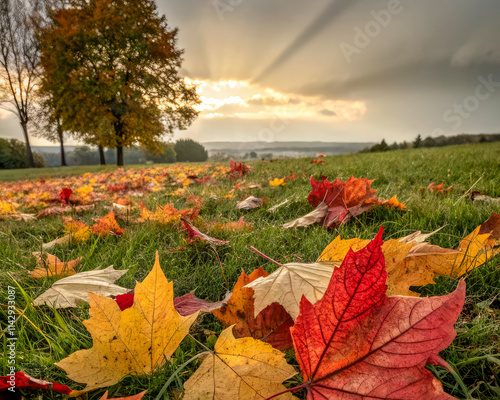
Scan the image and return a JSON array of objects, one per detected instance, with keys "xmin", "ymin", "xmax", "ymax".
[
  {"xmin": 32, "ymin": 266, "xmax": 129, "ymax": 308},
  {"xmin": 236, "ymin": 196, "xmax": 263, "ymax": 210},
  {"xmin": 42, "ymin": 234, "xmax": 71, "ymax": 250},
  {"xmin": 283, "ymin": 202, "xmax": 328, "ymax": 228},
  {"xmin": 245, "ymin": 262, "xmax": 336, "ymax": 320},
  {"xmin": 399, "ymin": 226, "xmax": 445, "ymax": 244}
]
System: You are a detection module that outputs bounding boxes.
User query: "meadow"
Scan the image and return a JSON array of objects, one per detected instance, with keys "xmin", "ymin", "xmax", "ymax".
[{"xmin": 0, "ymin": 142, "xmax": 499, "ymax": 399}]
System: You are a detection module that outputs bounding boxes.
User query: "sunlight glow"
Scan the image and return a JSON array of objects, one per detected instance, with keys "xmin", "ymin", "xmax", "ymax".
[{"xmin": 184, "ymin": 78, "xmax": 367, "ymax": 122}]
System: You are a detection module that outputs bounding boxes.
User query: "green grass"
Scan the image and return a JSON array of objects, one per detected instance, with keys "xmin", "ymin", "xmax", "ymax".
[{"xmin": 1, "ymin": 142, "xmax": 499, "ymax": 399}]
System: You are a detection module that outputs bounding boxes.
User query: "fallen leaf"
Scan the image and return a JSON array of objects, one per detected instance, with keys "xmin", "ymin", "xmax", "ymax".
[
  {"xmin": 59, "ymin": 188, "xmax": 73, "ymax": 204},
  {"xmin": 137, "ymin": 202, "xmax": 198, "ymax": 226},
  {"xmin": 292, "ymin": 228, "xmax": 464, "ymax": 399},
  {"xmin": 115, "ymin": 292, "xmax": 229, "ymax": 316},
  {"xmin": 183, "ymin": 219, "xmax": 229, "ymax": 245},
  {"xmin": 0, "ymin": 371, "xmax": 72, "ymax": 395},
  {"xmin": 115, "ymin": 292, "xmax": 135, "ymax": 311},
  {"xmin": 42, "ymin": 234, "xmax": 72, "ymax": 250},
  {"xmin": 182, "ymin": 326, "xmax": 296, "ymax": 400},
  {"xmin": 92, "ymin": 211, "xmax": 125, "ymax": 236},
  {"xmin": 209, "ymin": 217, "xmax": 253, "ymax": 233},
  {"xmin": 37, "ymin": 205, "xmax": 94, "ymax": 218},
  {"xmin": 55, "ymin": 253, "xmax": 198, "ymax": 393},
  {"xmin": 236, "ymin": 196, "xmax": 263, "ymax": 210},
  {"xmin": 30, "ymin": 252, "xmax": 82, "ymax": 279},
  {"xmin": 228, "ymin": 160, "xmax": 251, "ymax": 178},
  {"xmin": 213, "ymin": 268, "xmax": 294, "ymax": 351},
  {"xmin": 471, "ymin": 193, "xmax": 500, "ymax": 203},
  {"xmin": 32, "ymin": 266, "xmax": 129, "ymax": 308},
  {"xmin": 245, "ymin": 262, "xmax": 336, "ymax": 320},
  {"xmin": 98, "ymin": 390, "xmax": 147, "ymax": 400},
  {"xmin": 319, "ymin": 214, "xmax": 500, "ymax": 296},
  {"xmin": 428, "ymin": 182, "xmax": 454, "ymax": 194},
  {"xmin": 283, "ymin": 202, "xmax": 328, "ymax": 228},
  {"xmin": 305, "ymin": 176, "xmax": 405, "ymax": 228},
  {"xmin": 379, "ymin": 195, "xmax": 407, "ymax": 210},
  {"xmin": 269, "ymin": 178, "xmax": 286, "ymax": 187},
  {"xmin": 111, "ymin": 203, "xmax": 132, "ymax": 215},
  {"xmin": 174, "ymin": 293, "xmax": 228, "ymax": 316}
]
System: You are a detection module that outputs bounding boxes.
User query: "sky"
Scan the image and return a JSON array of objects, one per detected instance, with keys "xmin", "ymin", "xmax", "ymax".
[{"xmin": 1, "ymin": 0, "xmax": 500, "ymax": 145}]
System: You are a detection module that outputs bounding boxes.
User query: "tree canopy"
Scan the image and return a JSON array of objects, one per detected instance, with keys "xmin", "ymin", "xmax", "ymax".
[
  {"xmin": 38, "ymin": 0, "xmax": 200, "ymax": 166},
  {"xmin": 174, "ymin": 139, "xmax": 208, "ymax": 162}
]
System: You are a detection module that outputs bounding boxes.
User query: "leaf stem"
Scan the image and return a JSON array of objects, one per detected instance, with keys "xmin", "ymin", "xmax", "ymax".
[
  {"xmin": 210, "ymin": 246, "xmax": 229, "ymax": 291},
  {"xmin": 249, "ymin": 246, "xmax": 282, "ymax": 266}
]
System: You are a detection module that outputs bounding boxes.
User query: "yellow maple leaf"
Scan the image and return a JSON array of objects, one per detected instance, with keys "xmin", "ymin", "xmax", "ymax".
[
  {"xmin": 319, "ymin": 213, "xmax": 500, "ymax": 296},
  {"xmin": 269, "ymin": 178, "xmax": 286, "ymax": 187},
  {"xmin": 55, "ymin": 252, "xmax": 198, "ymax": 394},
  {"xmin": 183, "ymin": 326, "xmax": 297, "ymax": 400},
  {"xmin": 0, "ymin": 200, "xmax": 16, "ymax": 217},
  {"xmin": 63, "ymin": 220, "xmax": 91, "ymax": 243}
]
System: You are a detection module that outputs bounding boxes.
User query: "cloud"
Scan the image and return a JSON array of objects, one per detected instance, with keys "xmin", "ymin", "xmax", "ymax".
[
  {"xmin": 252, "ymin": 0, "xmax": 360, "ymax": 82},
  {"xmin": 319, "ymin": 109, "xmax": 336, "ymax": 116}
]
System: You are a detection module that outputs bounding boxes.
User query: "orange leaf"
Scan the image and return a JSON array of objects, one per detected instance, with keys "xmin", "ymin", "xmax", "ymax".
[
  {"xmin": 30, "ymin": 252, "xmax": 81, "ymax": 279},
  {"xmin": 212, "ymin": 268, "xmax": 294, "ymax": 351},
  {"xmin": 92, "ymin": 211, "xmax": 125, "ymax": 236}
]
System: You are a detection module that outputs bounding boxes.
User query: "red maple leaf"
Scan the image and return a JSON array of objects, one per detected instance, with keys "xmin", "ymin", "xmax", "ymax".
[
  {"xmin": 228, "ymin": 160, "xmax": 251, "ymax": 178},
  {"xmin": 59, "ymin": 188, "xmax": 72, "ymax": 204},
  {"xmin": 307, "ymin": 175, "xmax": 378, "ymax": 227},
  {"xmin": 115, "ymin": 292, "xmax": 135, "ymax": 311},
  {"xmin": 289, "ymin": 227, "xmax": 465, "ymax": 399},
  {"xmin": 182, "ymin": 219, "xmax": 229, "ymax": 245},
  {"xmin": 0, "ymin": 371, "xmax": 72, "ymax": 395}
]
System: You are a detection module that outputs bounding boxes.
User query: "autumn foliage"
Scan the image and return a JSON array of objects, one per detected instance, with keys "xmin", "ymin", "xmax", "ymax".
[{"xmin": 1, "ymin": 160, "xmax": 499, "ymax": 399}]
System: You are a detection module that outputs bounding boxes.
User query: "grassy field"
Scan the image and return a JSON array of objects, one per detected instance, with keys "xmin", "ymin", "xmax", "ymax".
[{"xmin": 1, "ymin": 142, "xmax": 499, "ymax": 399}]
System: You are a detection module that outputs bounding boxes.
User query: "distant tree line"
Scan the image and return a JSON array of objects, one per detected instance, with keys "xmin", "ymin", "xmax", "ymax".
[
  {"xmin": 360, "ymin": 133, "xmax": 500, "ymax": 153},
  {"xmin": 0, "ymin": 138, "xmax": 207, "ymax": 169}
]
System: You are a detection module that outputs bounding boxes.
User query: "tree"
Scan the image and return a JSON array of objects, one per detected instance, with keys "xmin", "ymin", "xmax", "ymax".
[
  {"xmin": 0, "ymin": 138, "xmax": 46, "ymax": 168},
  {"xmin": 413, "ymin": 134, "xmax": 422, "ymax": 148},
  {"xmin": 174, "ymin": 139, "xmax": 208, "ymax": 162},
  {"xmin": 31, "ymin": 98, "xmax": 68, "ymax": 166},
  {"xmin": 143, "ymin": 143, "xmax": 176, "ymax": 164},
  {"xmin": 0, "ymin": 0, "xmax": 42, "ymax": 168},
  {"xmin": 38, "ymin": 0, "xmax": 200, "ymax": 166}
]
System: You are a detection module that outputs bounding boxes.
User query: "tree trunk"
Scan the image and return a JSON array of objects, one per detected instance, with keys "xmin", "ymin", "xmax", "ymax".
[
  {"xmin": 98, "ymin": 145, "xmax": 106, "ymax": 165},
  {"xmin": 57, "ymin": 118, "xmax": 67, "ymax": 166},
  {"xmin": 20, "ymin": 120, "xmax": 35, "ymax": 168},
  {"xmin": 114, "ymin": 120, "xmax": 125, "ymax": 166},
  {"xmin": 116, "ymin": 146, "xmax": 124, "ymax": 166}
]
